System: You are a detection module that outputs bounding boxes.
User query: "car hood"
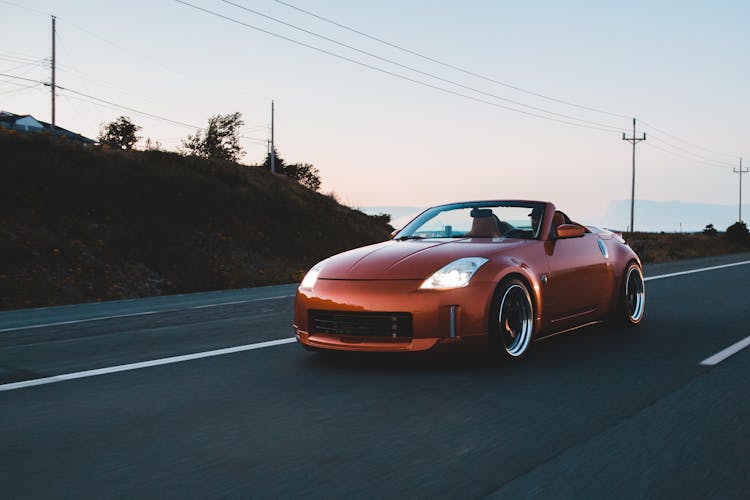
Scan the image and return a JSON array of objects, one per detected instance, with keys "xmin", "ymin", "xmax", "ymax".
[{"xmin": 318, "ymin": 238, "xmax": 529, "ymax": 280}]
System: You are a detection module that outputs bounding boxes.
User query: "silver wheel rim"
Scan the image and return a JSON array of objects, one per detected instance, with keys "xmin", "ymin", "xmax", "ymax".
[
  {"xmin": 625, "ymin": 267, "xmax": 645, "ymax": 322},
  {"xmin": 499, "ymin": 284, "xmax": 533, "ymax": 357}
]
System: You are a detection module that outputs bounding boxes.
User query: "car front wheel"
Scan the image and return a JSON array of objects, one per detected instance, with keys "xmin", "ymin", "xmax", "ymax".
[{"xmin": 490, "ymin": 278, "xmax": 534, "ymax": 360}]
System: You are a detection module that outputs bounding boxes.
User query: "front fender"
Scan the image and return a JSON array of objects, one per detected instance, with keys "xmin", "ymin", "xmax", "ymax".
[{"xmin": 477, "ymin": 254, "xmax": 547, "ymax": 337}]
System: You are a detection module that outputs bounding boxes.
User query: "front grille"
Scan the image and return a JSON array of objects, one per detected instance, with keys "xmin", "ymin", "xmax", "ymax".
[{"xmin": 309, "ymin": 310, "xmax": 413, "ymax": 339}]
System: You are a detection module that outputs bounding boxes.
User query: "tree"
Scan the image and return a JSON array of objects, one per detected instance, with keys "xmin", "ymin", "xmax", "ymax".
[
  {"xmin": 181, "ymin": 112, "xmax": 244, "ymax": 161},
  {"xmin": 703, "ymin": 223, "xmax": 718, "ymax": 236},
  {"xmin": 286, "ymin": 163, "xmax": 321, "ymax": 191},
  {"xmin": 98, "ymin": 116, "xmax": 141, "ymax": 150},
  {"xmin": 260, "ymin": 148, "xmax": 322, "ymax": 191},
  {"xmin": 144, "ymin": 137, "xmax": 163, "ymax": 151},
  {"xmin": 261, "ymin": 148, "xmax": 287, "ymax": 173},
  {"xmin": 725, "ymin": 221, "xmax": 749, "ymax": 245},
  {"xmin": 369, "ymin": 213, "xmax": 391, "ymax": 225}
]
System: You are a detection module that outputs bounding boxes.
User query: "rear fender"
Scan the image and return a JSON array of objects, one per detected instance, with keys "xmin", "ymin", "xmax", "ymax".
[{"xmin": 602, "ymin": 238, "xmax": 642, "ymax": 313}]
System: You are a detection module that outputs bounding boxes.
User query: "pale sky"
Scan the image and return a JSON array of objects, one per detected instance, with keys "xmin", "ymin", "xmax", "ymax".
[{"xmin": 1, "ymin": 0, "xmax": 748, "ymax": 230}]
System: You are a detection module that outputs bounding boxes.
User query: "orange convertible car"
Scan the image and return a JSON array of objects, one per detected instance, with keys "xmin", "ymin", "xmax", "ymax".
[{"xmin": 294, "ymin": 200, "xmax": 645, "ymax": 359}]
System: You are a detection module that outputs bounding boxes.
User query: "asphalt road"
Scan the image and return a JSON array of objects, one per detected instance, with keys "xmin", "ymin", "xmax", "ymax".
[{"xmin": 1, "ymin": 253, "xmax": 749, "ymax": 499}]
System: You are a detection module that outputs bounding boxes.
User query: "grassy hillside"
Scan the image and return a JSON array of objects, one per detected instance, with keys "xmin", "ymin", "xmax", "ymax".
[
  {"xmin": 625, "ymin": 231, "xmax": 749, "ymax": 263},
  {"xmin": 0, "ymin": 131, "xmax": 392, "ymax": 310}
]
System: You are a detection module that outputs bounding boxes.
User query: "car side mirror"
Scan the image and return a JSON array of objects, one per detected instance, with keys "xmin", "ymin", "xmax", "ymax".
[{"xmin": 555, "ymin": 224, "xmax": 585, "ymax": 239}]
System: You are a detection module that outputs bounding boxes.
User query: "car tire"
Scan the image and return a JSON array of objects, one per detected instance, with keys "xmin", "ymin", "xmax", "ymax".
[
  {"xmin": 489, "ymin": 278, "xmax": 535, "ymax": 360},
  {"xmin": 620, "ymin": 262, "xmax": 645, "ymax": 326}
]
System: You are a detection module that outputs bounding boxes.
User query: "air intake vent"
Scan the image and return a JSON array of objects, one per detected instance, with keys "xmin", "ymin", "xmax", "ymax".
[{"xmin": 309, "ymin": 311, "xmax": 413, "ymax": 339}]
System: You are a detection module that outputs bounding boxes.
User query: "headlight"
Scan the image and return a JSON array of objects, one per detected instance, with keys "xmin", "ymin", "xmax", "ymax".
[
  {"xmin": 420, "ymin": 257, "xmax": 489, "ymax": 290},
  {"xmin": 299, "ymin": 260, "xmax": 327, "ymax": 291}
]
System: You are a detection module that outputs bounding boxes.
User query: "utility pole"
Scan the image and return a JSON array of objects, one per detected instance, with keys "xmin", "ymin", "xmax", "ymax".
[
  {"xmin": 622, "ymin": 117, "xmax": 646, "ymax": 232},
  {"xmin": 271, "ymin": 101, "xmax": 276, "ymax": 174},
  {"xmin": 51, "ymin": 15, "xmax": 56, "ymax": 131},
  {"xmin": 734, "ymin": 157, "xmax": 748, "ymax": 223}
]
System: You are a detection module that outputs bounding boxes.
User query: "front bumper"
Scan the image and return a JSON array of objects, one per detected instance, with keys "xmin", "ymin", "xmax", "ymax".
[{"xmin": 294, "ymin": 278, "xmax": 495, "ymax": 352}]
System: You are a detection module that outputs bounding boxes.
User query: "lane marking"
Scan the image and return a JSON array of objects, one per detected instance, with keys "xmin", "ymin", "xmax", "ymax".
[
  {"xmin": 645, "ymin": 261, "xmax": 750, "ymax": 367},
  {"xmin": 700, "ymin": 335, "xmax": 750, "ymax": 366},
  {"xmin": 0, "ymin": 295, "xmax": 295, "ymax": 333},
  {"xmin": 644, "ymin": 260, "xmax": 750, "ymax": 282},
  {"xmin": 0, "ymin": 310, "xmax": 160, "ymax": 333},
  {"xmin": 189, "ymin": 295, "xmax": 290, "ymax": 309},
  {"xmin": 0, "ymin": 337, "xmax": 297, "ymax": 392}
]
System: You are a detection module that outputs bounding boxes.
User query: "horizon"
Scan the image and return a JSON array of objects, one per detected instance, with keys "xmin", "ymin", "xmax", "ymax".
[
  {"xmin": 1, "ymin": 0, "xmax": 748, "ymax": 229},
  {"xmin": 362, "ymin": 199, "xmax": 750, "ymax": 233}
]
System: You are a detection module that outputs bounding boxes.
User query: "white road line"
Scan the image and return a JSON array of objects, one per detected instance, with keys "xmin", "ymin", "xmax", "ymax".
[
  {"xmin": 700, "ymin": 335, "xmax": 750, "ymax": 366},
  {"xmin": 0, "ymin": 295, "xmax": 295, "ymax": 333},
  {"xmin": 189, "ymin": 295, "xmax": 291, "ymax": 309},
  {"xmin": 644, "ymin": 260, "xmax": 750, "ymax": 281},
  {"xmin": 0, "ymin": 337, "xmax": 297, "ymax": 392},
  {"xmin": 0, "ymin": 310, "xmax": 160, "ymax": 333}
]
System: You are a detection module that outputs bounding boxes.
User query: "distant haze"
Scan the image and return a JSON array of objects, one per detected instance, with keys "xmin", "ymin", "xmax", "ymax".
[
  {"xmin": 594, "ymin": 200, "xmax": 748, "ymax": 233},
  {"xmin": 360, "ymin": 206, "xmax": 426, "ymax": 231},
  {"xmin": 363, "ymin": 201, "xmax": 748, "ymax": 233}
]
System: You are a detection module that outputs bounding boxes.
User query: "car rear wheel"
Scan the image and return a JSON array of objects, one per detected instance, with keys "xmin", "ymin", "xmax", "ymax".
[
  {"xmin": 621, "ymin": 262, "xmax": 645, "ymax": 325},
  {"xmin": 490, "ymin": 278, "xmax": 534, "ymax": 360}
]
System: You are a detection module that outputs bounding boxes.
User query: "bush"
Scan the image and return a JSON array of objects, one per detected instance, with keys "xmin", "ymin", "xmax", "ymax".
[
  {"xmin": 725, "ymin": 221, "xmax": 750, "ymax": 245},
  {"xmin": 703, "ymin": 223, "xmax": 718, "ymax": 236},
  {"xmin": 369, "ymin": 213, "xmax": 392, "ymax": 225}
]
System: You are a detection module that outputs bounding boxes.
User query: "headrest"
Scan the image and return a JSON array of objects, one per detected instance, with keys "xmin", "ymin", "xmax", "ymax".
[
  {"xmin": 551, "ymin": 212, "xmax": 566, "ymax": 228},
  {"xmin": 470, "ymin": 208, "xmax": 493, "ymax": 218},
  {"xmin": 468, "ymin": 214, "xmax": 502, "ymax": 237}
]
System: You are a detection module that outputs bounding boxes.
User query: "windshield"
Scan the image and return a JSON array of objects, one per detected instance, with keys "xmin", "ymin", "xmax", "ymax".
[{"xmin": 396, "ymin": 201, "xmax": 546, "ymax": 240}]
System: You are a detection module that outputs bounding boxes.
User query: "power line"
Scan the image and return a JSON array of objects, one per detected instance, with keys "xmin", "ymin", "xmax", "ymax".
[
  {"xmin": 244, "ymin": 124, "xmax": 270, "ymax": 133},
  {"xmin": 0, "ymin": 0, "xmax": 49, "ymax": 17},
  {"xmin": 59, "ymin": 88, "xmax": 87, "ymax": 128},
  {"xmin": 0, "ymin": 59, "xmax": 44, "ymax": 75},
  {"xmin": 4, "ymin": 1, "xmax": 741, "ymax": 166},
  {"xmin": 271, "ymin": 0, "xmax": 632, "ymax": 121},
  {"xmin": 65, "ymin": 93, "xmax": 265, "ymax": 145},
  {"xmin": 639, "ymin": 118, "xmax": 739, "ymax": 159},
  {"xmin": 0, "ymin": 81, "xmax": 42, "ymax": 96},
  {"xmin": 0, "ymin": 53, "xmax": 45, "ymax": 65},
  {"xmin": 272, "ymin": 0, "xmax": 747, "ymax": 168},
  {"xmin": 1, "ymin": 0, "xmax": 265, "ymax": 104},
  {"xmin": 219, "ymin": 0, "xmax": 624, "ymax": 133},
  {"xmin": 56, "ymin": 28, "xmax": 95, "ymax": 102},
  {"xmin": 643, "ymin": 141, "xmax": 732, "ymax": 170},
  {"xmin": 54, "ymin": 17, "xmax": 269, "ymax": 105},
  {"xmin": 60, "ymin": 87, "xmax": 204, "ymax": 129},
  {"xmin": 270, "ymin": 0, "xmax": 749, "ymax": 165},
  {"xmin": 0, "ymin": 72, "xmax": 267, "ymax": 148},
  {"xmin": 174, "ymin": 0, "xmax": 623, "ymax": 134},
  {"xmin": 0, "ymin": 72, "xmax": 200, "ymax": 129},
  {"xmin": 0, "ymin": 72, "xmax": 40, "ymax": 85},
  {"xmin": 647, "ymin": 134, "xmax": 736, "ymax": 169},
  {"xmin": 0, "ymin": 48, "xmax": 45, "ymax": 63},
  {"xmin": 241, "ymin": 135, "xmax": 267, "ymax": 144},
  {"xmin": 4, "ymin": 0, "xmax": 741, "ymax": 165},
  {"xmin": 0, "ymin": 62, "xmax": 46, "ymax": 86}
]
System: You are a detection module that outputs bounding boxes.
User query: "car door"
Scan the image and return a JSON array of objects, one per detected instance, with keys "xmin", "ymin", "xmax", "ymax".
[{"xmin": 542, "ymin": 231, "xmax": 609, "ymax": 329}]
